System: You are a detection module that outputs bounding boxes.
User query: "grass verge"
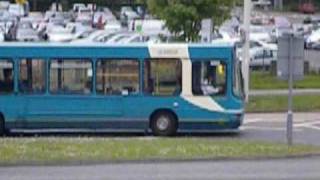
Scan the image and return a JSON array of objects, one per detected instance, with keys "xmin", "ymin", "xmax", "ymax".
[
  {"xmin": 0, "ymin": 138, "xmax": 319, "ymax": 165},
  {"xmin": 247, "ymin": 95, "xmax": 320, "ymax": 112},
  {"xmin": 250, "ymin": 72, "xmax": 320, "ymax": 89}
]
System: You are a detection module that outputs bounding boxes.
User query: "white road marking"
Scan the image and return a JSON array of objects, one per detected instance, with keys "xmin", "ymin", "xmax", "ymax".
[
  {"xmin": 243, "ymin": 116, "xmax": 320, "ymax": 132},
  {"xmin": 241, "ymin": 126, "xmax": 303, "ymax": 132}
]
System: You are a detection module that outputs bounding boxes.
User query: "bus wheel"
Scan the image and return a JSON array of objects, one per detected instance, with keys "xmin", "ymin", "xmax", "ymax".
[
  {"xmin": 0, "ymin": 115, "xmax": 4, "ymax": 136},
  {"xmin": 151, "ymin": 112, "xmax": 177, "ymax": 136}
]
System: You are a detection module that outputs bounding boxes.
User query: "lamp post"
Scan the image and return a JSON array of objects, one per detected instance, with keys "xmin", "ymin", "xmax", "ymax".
[{"xmin": 243, "ymin": 0, "xmax": 251, "ymax": 102}]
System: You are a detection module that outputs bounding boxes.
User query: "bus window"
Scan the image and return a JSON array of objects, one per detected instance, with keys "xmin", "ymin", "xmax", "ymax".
[
  {"xmin": 192, "ymin": 61, "xmax": 226, "ymax": 96},
  {"xmin": 19, "ymin": 59, "xmax": 46, "ymax": 94},
  {"xmin": 144, "ymin": 59, "xmax": 182, "ymax": 96},
  {"xmin": 0, "ymin": 60, "xmax": 14, "ymax": 94},
  {"xmin": 96, "ymin": 59, "xmax": 139, "ymax": 95},
  {"xmin": 50, "ymin": 59, "xmax": 92, "ymax": 94}
]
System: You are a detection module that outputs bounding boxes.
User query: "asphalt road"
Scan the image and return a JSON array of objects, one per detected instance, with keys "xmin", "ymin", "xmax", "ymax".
[
  {"xmin": 1, "ymin": 113, "xmax": 319, "ymax": 180},
  {"xmin": 240, "ymin": 113, "xmax": 320, "ymax": 146},
  {"xmin": 0, "ymin": 156, "xmax": 319, "ymax": 180}
]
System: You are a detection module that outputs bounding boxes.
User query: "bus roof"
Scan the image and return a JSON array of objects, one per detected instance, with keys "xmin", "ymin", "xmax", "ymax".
[{"xmin": 0, "ymin": 42, "xmax": 235, "ymax": 60}]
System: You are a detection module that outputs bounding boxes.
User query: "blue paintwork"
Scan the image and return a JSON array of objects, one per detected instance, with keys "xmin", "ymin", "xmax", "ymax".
[{"xmin": 0, "ymin": 43, "xmax": 244, "ymax": 132}]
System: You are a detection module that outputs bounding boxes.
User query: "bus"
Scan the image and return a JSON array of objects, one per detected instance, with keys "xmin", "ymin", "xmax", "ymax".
[{"xmin": 0, "ymin": 43, "xmax": 245, "ymax": 136}]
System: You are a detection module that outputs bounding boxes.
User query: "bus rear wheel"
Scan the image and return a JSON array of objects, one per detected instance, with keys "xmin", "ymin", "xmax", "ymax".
[
  {"xmin": 0, "ymin": 115, "xmax": 5, "ymax": 136},
  {"xmin": 151, "ymin": 112, "xmax": 178, "ymax": 136}
]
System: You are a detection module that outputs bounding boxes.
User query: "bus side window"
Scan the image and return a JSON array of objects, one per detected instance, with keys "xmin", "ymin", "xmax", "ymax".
[
  {"xmin": 0, "ymin": 60, "xmax": 14, "ymax": 94},
  {"xmin": 50, "ymin": 59, "xmax": 92, "ymax": 95},
  {"xmin": 144, "ymin": 59, "xmax": 182, "ymax": 96},
  {"xmin": 19, "ymin": 59, "xmax": 46, "ymax": 94},
  {"xmin": 96, "ymin": 59, "xmax": 139, "ymax": 96}
]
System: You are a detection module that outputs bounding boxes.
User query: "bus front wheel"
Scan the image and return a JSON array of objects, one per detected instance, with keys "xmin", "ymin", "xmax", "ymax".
[{"xmin": 151, "ymin": 111, "xmax": 178, "ymax": 136}]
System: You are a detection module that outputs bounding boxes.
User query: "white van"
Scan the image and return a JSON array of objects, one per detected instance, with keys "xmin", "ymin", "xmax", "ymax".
[
  {"xmin": 0, "ymin": 1, "xmax": 10, "ymax": 11},
  {"xmin": 129, "ymin": 19, "xmax": 168, "ymax": 36},
  {"xmin": 8, "ymin": 4, "xmax": 25, "ymax": 17}
]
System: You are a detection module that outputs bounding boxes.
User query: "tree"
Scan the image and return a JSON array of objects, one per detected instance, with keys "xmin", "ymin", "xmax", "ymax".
[{"xmin": 143, "ymin": 0, "xmax": 236, "ymax": 42}]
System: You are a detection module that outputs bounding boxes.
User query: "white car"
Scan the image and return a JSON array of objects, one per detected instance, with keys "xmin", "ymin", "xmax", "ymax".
[
  {"xmin": 129, "ymin": 19, "xmax": 169, "ymax": 36},
  {"xmin": 0, "ymin": 1, "xmax": 10, "ymax": 11},
  {"xmin": 252, "ymin": 0, "xmax": 271, "ymax": 7},
  {"xmin": 105, "ymin": 32, "xmax": 136, "ymax": 43},
  {"xmin": 76, "ymin": 7, "xmax": 93, "ymax": 22},
  {"xmin": 250, "ymin": 25, "xmax": 272, "ymax": 42},
  {"xmin": 16, "ymin": 21, "xmax": 40, "ymax": 42},
  {"xmin": 73, "ymin": 3, "xmax": 86, "ymax": 12},
  {"xmin": 104, "ymin": 21, "xmax": 122, "ymax": 32},
  {"xmin": 0, "ymin": 31, "xmax": 4, "ymax": 42},
  {"xmin": 237, "ymin": 40, "xmax": 277, "ymax": 67},
  {"xmin": 117, "ymin": 34, "xmax": 162, "ymax": 44},
  {"xmin": 211, "ymin": 31, "xmax": 240, "ymax": 44},
  {"xmin": 8, "ymin": 4, "xmax": 25, "ymax": 17},
  {"xmin": 71, "ymin": 30, "xmax": 118, "ymax": 43},
  {"xmin": 48, "ymin": 26, "xmax": 93, "ymax": 43},
  {"xmin": 21, "ymin": 13, "xmax": 44, "ymax": 29},
  {"xmin": 305, "ymin": 29, "xmax": 320, "ymax": 48},
  {"xmin": 47, "ymin": 26, "xmax": 74, "ymax": 42},
  {"xmin": 120, "ymin": 7, "xmax": 139, "ymax": 25},
  {"xmin": 116, "ymin": 33, "xmax": 143, "ymax": 43}
]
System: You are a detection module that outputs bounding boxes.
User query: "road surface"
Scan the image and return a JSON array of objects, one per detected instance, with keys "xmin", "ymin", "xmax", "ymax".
[
  {"xmin": 241, "ymin": 113, "xmax": 320, "ymax": 145},
  {"xmin": 0, "ymin": 156, "xmax": 319, "ymax": 180},
  {"xmin": 1, "ymin": 113, "xmax": 320, "ymax": 180}
]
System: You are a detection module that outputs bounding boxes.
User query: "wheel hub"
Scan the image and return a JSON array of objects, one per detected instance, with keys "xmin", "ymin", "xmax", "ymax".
[{"xmin": 157, "ymin": 116, "xmax": 169, "ymax": 131}]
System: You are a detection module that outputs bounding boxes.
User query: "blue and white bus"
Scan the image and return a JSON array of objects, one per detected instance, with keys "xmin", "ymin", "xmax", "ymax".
[{"xmin": 0, "ymin": 43, "xmax": 244, "ymax": 136}]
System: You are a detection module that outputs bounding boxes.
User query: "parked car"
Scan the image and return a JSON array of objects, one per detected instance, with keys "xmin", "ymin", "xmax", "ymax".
[
  {"xmin": 71, "ymin": 30, "xmax": 118, "ymax": 43},
  {"xmin": 120, "ymin": 6, "xmax": 139, "ymax": 26},
  {"xmin": 129, "ymin": 19, "xmax": 168, "ymax": 36},
  {"xmin": 47, "ymin": 26, "xmax": 74, "ymax": 42},
  {"xmin": 250, "ymin": 25, "xmax": 272, "ymax": 42},
  {"xmin": 236, "ymin": 40, "xmax": 277, "ymax": 67},
  {"xmin": 21, "ymin": 12, "xmax": 44, "ymax": 29},
  {"xmin": 104, "ymin": 21, "xmax": 122, "ymax": 32},
  {"xmin": 118, "ymin": 34, "xmax": 162, "ymax": 44},
  {"xmin": 73, "ymin": 3, "xmax": 86, "ymax": 12},
  {"xmin": 0, "ymin": 1, "xmax": 10, "ymax": 11},
  {"xmin": 211, "ymin": 31, "xmax": 240, "ymax": 44},
  {"xmin": 76, "ymin": 7, "xmax": 93, "ymax": 23},
  {"xmin": 310, "ymin": 41, "xmax": 320, "ymax": 49},
  {"xmin": 115, "ymin": 33, "xmax": 142, "ymax": 43},
  {"xmin": 48, "ymin": 24, "xmax": 93, "ymax": 43},
  {"xmin": 299, "ymin": 2, "xmax": 315, "ymax": 14},
  {"xmin": 0, "ymin": 30, "xmax": 4, "ymax": 42},
  {"xmin": 8, "ymin": 4, "xmax": 25, "ymax": 17},
  {"xmin": 105, "ymin": 32, "xmax": 136, "ymax": 43},
  {"xmin": 305, "ymin": 28, "xmax": 320, "ymax": 48},
  {"xmin": 16, "ymin": 21, "xmax": 40, "ymax": 41}
]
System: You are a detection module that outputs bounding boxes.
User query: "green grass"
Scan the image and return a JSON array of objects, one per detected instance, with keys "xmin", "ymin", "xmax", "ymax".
[
  {"xmin": 247, "ymin": 95, "xmax": 320, "ymax": 112},
  {"xmin": 250, "ymin": 72, "xmax": 320, "ymax": 89},
  {"xmin": 0, "ymin": 138, "xmax": 319, "ymax": 165}
]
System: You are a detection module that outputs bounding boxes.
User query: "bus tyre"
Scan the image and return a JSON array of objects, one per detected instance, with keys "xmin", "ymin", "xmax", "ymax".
[
  {"xmin": 0, "ymin": 116, "xmax": 4, "ymax": 136},
  {"xmin": 151, "ymin": 112, "xmax": 177, "ymax": 136}
]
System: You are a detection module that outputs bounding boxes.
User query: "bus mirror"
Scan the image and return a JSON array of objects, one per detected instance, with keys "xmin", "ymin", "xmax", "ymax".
[{"xmin": 218, "ymin": 64, "xmax": 224, "ymax": 75}]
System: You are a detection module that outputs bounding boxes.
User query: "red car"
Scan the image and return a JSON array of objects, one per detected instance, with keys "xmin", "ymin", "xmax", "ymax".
[{"xmin": 299, "ymin": 2, "xmax": 316, "ymax": 14}]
